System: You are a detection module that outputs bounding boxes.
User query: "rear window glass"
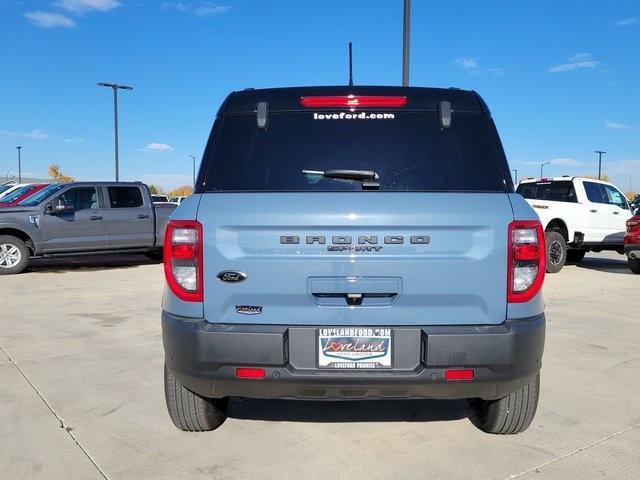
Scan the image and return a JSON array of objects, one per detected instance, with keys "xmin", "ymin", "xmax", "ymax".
[
  {"xmin": 203, "ymin": 111, "xmax": 505, "ymax": 192},
  {"xmin": 108, "ymin": 187, "xmax": 143, "ymax": 208},
  {"xmin": 516, "ymin": 181, "xmax": 577, "ymax": 202}
]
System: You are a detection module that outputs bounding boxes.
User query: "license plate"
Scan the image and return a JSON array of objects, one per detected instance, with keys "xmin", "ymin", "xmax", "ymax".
[{"xmin": 317, "ymin": 327, "xmax": 392, "ymax": 369}]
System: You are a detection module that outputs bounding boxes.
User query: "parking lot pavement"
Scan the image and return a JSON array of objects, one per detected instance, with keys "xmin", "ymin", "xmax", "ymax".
[{"xmin": 1, "ymin": 252, "xmax": 639, "ymax": 480}]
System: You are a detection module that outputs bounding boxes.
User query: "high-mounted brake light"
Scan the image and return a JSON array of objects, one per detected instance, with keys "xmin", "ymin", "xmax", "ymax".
[
  {"xmin": 508, "ymin": 220, "xmax": 546, "ymax": 303},
  {"xmin": 164, "ymin": 220, "xmax": 203, "ymax": 302},
  {"xmin": 300, "ymin": 95, "xmax": 407, "ymax": 108}
]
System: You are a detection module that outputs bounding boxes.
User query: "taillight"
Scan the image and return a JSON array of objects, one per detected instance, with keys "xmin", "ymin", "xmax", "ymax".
[
  {"xmin": 300, "ymin": 95, "xmax": 407, "ymax": 108},
  {"xmin": 164, "ymin": 220, "xmax": 203, "ymax": 302},
  {"xmin": 508, "ymin": 220, "xmax": 545, "ymax": 303},
  {"xmin": 627, "ymin": 218, "xmax": 640, "ymax": 231}
]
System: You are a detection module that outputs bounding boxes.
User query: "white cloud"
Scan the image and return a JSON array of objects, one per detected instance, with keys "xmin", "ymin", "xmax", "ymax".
[
  {"xmin": 550, "ymin": 158, "xmax": 583, "ymax": 167},
  {"xmin": 604, "ymin": 120, "xmax": 635, "ymax": 130},
  {"xmin": 613, "ymin": 17, "xmax": 638, "ymax": 27},
  {"xmin": 54, "ymin": 0, "xmax": 121, "ymax": 13},
  {"xmin": 64, "ymin": 136, "xmax": 84, "ymax": 143},
  {"xmin": 142, "ymin": 143, "xmax": 175, "ymax": 152},
  {"xmin": 24, "ymin": 11, "xmax": 76, "ymax": 28},
  {"xmin": 454, "ymin": 57, "xmax": 478, "ymax": 70},
  {"xmin": 162, "ymin": 1, "xmax": 232, "ymax": 17},
  {"xmin": 549, "ymin": 53, "xmax": 600, "ymax": 73},
  {"xmin": 453, "ymin": 57, "xmax": 503, "ymax": 76},
  {"xmin": 194, "ymin": 3, "xmax": 232, "ymax": 16},
  {"xmin": 0, "ymin": 128, "xmax": 51, "ymax": 140}
]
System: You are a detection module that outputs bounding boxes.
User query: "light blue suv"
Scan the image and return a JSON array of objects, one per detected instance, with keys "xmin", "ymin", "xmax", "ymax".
[{"xmin": 161, "ymin": 86, "xmax": 546, "ymax": 434}]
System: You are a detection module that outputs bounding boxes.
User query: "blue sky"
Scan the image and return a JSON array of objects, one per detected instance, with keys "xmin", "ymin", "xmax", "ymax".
[{"xmin": 0, "ymin": 0, "xmax": 639, "ymax": 191}]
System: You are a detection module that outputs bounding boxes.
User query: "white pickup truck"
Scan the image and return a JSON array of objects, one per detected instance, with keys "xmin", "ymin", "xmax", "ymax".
[{"xmin": 516, "ymin": 177, "xmax": 633, "ymax": 272}]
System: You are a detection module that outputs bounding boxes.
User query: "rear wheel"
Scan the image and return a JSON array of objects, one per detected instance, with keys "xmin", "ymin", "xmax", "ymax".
[
  {"xmin": 629, "ymin": 257, "xmax": 640, "ymax": 274},
  {"xmin": 545, "ymin": 231, "xmax": 566, "ymax": 273},
  {"xmin": 566, "ymin": 249, "xmax": 586, "ymax": 264},
  {"xmin": 164, "ymin": 365, "xmax": 228, "ymax": 432},
  {"xmin": 468, "ymin": 373, "xmax": 540, "ymax": 435},
  {"xmin": 0, "ymin": 235, "xmax": 29, "ymax": 275}
]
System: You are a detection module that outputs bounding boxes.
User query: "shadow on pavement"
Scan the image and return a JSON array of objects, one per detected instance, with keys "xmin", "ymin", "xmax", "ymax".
[
  {"xmin": 227, "ymin": 397, "xmax": 469, "ymax": 423},
  {"xmin": 576, "ymin": 255, "xmax": 632, "ymax": 275},
  {"xmin": 26, "ymin": 254, "xmax": 161, "ymax": 274}
]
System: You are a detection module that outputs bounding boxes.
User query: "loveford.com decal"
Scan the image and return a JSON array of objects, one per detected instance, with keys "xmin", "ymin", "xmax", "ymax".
[{"xmin": 313, "ymin": 112, "xmax": 395, "ymax": 120}]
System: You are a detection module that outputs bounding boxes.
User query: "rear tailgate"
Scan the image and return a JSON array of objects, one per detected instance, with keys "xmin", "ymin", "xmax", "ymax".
[{"xmin": 199, "ymin": 192, "xmax": 512, "ymax": 326}]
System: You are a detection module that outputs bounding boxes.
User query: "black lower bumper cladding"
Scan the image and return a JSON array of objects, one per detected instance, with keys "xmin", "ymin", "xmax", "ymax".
[{"xmin": 162, "ymin": 312, "xmax": 545, "ymax": 401}]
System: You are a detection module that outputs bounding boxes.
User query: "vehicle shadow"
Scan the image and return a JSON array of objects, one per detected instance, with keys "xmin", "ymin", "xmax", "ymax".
[
  {"xmin": 227, "ymin": 397, "xmax": 470, "ymax": 423},
  {"xmin": 576, "ymin": 255, "xmax": 631, "ymax": 275},
  {"xmin": 26, "ymin": 254, "xmax": 161, "ymax": 274}
]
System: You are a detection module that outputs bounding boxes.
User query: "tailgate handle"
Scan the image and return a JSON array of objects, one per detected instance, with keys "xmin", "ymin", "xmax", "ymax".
[{"xmin": 312, "ymin": 292, "xmax": 397, "ymax": 306}]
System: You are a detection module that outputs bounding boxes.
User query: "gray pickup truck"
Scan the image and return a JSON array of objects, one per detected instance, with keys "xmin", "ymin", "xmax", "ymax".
[{"xmin": 0, "ymin": 182, "xmax": 175, "ymax": 274}]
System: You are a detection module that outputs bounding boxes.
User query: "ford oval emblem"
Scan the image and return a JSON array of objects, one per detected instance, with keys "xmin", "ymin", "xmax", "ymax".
[{"xmin": 217, "ymin": 271, "xmax": 247, "ymax": 283}]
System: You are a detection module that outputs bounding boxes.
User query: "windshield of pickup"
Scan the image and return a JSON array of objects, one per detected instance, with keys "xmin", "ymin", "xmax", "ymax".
[
  {"xmin": 202, "ymin": 111, "xmax": 505, "ymax": 192},
  {"xmin": 18, "ymin": 184, "xmax": 64, "ymax": 206}
]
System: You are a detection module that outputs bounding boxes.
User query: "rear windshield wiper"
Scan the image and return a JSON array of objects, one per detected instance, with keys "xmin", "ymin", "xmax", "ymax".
[{"xmin": 302, "ymin": 169, "xmax": 380, "ymax": 189}]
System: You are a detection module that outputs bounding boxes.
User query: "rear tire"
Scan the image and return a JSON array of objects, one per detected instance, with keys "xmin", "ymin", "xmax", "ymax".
[
  {"xmin": 0, "ymin": 235, "xmax": 29, "ymax": 275},
  {"xmin": 629, "ymin": 257, "xmax": 640, "ymax": 274},
  {"xmin": 566, "ymin": 249, "xmax": 586, "ymax": 264},
  {"xmin": 545, "ymin": 231, "xmax": 566, "ymax": 273},
  {"xmin": 164, "ymin": 365, "xmax": 228, "ymax": 432},
  {"xmin": 468, "ymin": 373, "xmax": 540, "ymax": 435}
]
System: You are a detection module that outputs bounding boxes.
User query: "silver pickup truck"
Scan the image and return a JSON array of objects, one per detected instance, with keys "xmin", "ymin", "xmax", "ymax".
[{"xmin": 0, "ymin": 182, "xmax": 175, "ymax": 274}]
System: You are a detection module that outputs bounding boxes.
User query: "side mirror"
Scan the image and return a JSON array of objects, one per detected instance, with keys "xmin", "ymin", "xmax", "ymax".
[{"xmin": 47, "ymin": 199, "xmax": 73, "ymax": 215}]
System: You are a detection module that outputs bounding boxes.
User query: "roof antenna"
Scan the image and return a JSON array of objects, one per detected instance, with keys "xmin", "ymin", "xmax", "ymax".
[{"xmin": 348, "ymin": 42, "xmax": 354, "ymax": 86}]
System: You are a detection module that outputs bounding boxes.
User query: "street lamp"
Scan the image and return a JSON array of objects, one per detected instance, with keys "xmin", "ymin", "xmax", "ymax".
[
  {"xmin": 189, "ymin": 155, "xmax": 197, "ymax": 187},
  {"xmin": 402, "ymin": 0, "xmax": 411, "ymax": 86},
  {"xmin": 16, "ymin": 146, "xmax": 22, "ymax": 183},
  {"xmin": 98, "ymin": 82, "xmax": 133, "ymax": 182},
  {"xmin": 595, "ymin": 150, "xmax": 606, "ymax": 180},
  {"xmin": 540, "ymin": 162, "xmax": 551, "ymax": 178}
]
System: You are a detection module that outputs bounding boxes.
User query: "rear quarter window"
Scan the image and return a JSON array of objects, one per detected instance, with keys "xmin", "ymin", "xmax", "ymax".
[
  {"xmin": 108, "ymin": 187, "xmax": 144, "ymax": 208},
  {"xmin": 202, "ymin": 111, "xmax": 506, "ymax": 192}
]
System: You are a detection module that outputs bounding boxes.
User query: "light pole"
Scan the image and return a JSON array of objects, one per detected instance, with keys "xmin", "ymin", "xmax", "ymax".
[
  {"xmin": 512, "ymin": 169, "xmax": 518, "ymax": 184},
  {"xmin": 540, "ymin": 162, "xmax": 551, "ymax": 178},
  {"xmin": 16, "ymin": 146, "xmax": 22, "ymax": 183},
  {"xmin": 402, "ymin": 0, "xmax": 411, "ymax": 86},
  {"xmin": 189, "ymin": 155, "xmax": 196, "ymax": 187},
  {"xmin": 98, "ymin": 82, "xmax": 133, "ymax": 182},
  {"xmin": 595, "ymin": 150, "xmax": 606, "ymax": 180}
]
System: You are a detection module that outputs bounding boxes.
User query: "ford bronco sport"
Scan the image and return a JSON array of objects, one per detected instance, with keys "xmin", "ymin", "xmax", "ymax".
[{"xmin": 162, "ymin": 86, "xmax": 546, "ymax": 434}]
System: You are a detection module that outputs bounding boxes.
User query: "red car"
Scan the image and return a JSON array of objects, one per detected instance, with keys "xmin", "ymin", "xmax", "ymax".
[
  {"xmin": 0, "ymin": 183, "xmax": 49, "ymax": 208},
  {"xmin": 625, "ymin": 215, "xmax": 640, "ymax": 274}
]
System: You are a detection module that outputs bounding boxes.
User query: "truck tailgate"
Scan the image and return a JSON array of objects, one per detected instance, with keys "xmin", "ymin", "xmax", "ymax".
[{"xmin": 198, "ymin": 192, "xmax": 513, "ymax": 326}]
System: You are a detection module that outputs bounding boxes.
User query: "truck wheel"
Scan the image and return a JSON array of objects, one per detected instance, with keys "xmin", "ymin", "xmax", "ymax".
[
  {"xmin": 164, "ymin": 365, "xmax": 228, "ymax": 431},
  {"xmin": 545, "ymin": 231, "xmax": 566, "ymax": 273},
  {"xmin": 468, "ymin": 373, "xmax": 540, "ymax": 435},
  {"xmin": 629, "ymin": 257, "xmax": 640, "ymax": 274},
  {"xmin": 0, "ymin": 235, "xmax": 29, "ymax": 275},
  {"xmin": 566, "ymin": 249, "xmax": 586, "ymax": 264}
]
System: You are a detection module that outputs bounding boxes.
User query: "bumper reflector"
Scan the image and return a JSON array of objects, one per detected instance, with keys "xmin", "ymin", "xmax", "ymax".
[
  {"xmin": 444, "ymin": 369, "xmax": 475, "ymax": 381},
  {"xmin": 235, "ymin": 368, "xmax": 266, "ymax": 379}
]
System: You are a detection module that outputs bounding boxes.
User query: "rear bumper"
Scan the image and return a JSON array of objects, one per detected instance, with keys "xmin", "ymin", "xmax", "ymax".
[
  {"xmin": 162, "ymin": 312, "xmax": 545, "ymax": 401},
  {"xmin": 625, "ymin": 244, "xmax": 640, "ymax": 259}
]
